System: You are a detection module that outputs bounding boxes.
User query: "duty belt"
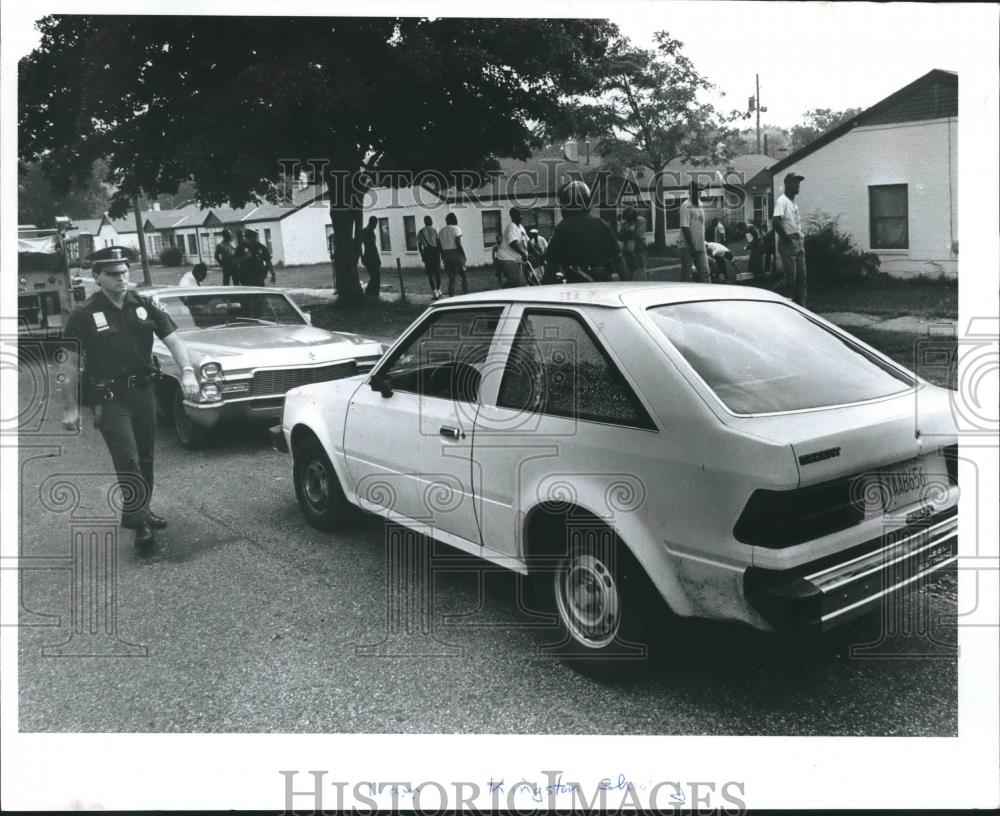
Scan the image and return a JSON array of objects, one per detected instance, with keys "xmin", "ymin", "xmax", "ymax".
[{"xmin": 89, "ymin": 373, "xmax": 155, "ymax": 400}]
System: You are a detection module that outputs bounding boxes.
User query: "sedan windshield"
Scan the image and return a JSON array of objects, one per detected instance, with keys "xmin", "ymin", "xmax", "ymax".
[
  {"xmin": 155, "ymin": 292, "xmax": 307, "ymax": 330},
  {"xmin": 648, "ymin": 300, "xmax": 914, "ymax": 414}
]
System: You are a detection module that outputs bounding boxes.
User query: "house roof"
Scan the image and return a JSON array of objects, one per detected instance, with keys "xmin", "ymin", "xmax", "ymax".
[
  {"xmin": 65, "ymin": 217, "xmax": 108, "ymax": 238},
  {"xmin": 205, "ymin": 184, "xmax": 327, "ymax": 225},
  {"xmin": 770, "ymin": 69, "xmax": 958, "ymax": 175},
  {"xmin": 660, "ymin": 153, "xmax": 773, "ymax": 190}
]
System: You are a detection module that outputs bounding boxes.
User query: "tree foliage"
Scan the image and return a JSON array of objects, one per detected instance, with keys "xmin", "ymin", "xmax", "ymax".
[
  {"xmin": 20, "ymin": 16, "xmax": 618, "ymax": 298},
  {"xmin": 590, "ymin": 32, "xmax": 740, "ymax": 249},
  {"xmin": 18, "ymin": 157, "xmax": 112, "ymax": 226},
  {"xmin": 789, "ymin": 107, "xmax": 864, "ymax": 153}
]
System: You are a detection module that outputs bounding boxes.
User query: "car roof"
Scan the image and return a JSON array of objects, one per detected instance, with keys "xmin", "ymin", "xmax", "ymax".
[{"xmin": 438, "ymin": 282, "xmax": 788, "ymax": 309}]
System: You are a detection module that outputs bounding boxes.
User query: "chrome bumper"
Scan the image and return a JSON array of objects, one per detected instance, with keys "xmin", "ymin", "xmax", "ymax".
[{"xmin": 744, "ymin": 508, "xmax": 957, "ymax": 630}]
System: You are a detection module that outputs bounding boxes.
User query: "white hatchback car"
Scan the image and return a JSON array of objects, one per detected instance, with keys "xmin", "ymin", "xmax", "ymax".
[{"xmin": 273, "ymin": 284, "xmax": 958, "ymax": 669}]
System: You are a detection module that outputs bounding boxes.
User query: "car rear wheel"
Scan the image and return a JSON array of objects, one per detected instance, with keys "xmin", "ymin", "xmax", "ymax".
[
  {"xmin": 293, "ymin": 436, "xmax": 349, "ymax": 530},
  {"xmin": 542, "ymin": 528, "xmax": 653, "ymax": 675},
  {"xmin": 173, "ymin": 386, "xmax": 209, "ymax": 449}
]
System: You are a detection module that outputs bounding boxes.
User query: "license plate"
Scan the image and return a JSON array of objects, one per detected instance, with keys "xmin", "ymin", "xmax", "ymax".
[{"xmin": 867, "ymin": 456, "xmax": 930, "ymax": 516}]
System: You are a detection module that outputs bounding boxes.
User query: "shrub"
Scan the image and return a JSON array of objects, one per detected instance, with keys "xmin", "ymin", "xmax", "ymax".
[
  {"xmin": 803, "ymin": 211, "xmax": 880, "ymax": 287},
  {"xmin": 159, "ymin": 245, "xmax": 184, "ymax": 266}
]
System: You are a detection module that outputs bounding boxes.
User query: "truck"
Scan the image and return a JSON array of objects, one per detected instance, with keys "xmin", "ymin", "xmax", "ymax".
[{"xmin": 16, "ymin": 221, "xmax": 83, "ymax": 337}]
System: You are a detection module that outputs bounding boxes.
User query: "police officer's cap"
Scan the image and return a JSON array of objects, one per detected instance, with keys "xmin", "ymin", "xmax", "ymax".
[
  {"xmin": 92, "ymin": 248, "xmax": 130, "ymax": 275},
  {"xmin": 559, "ymin": 180, "xmax": 592, "ymax": 212},
  {"xmin": 245, "ymin": 227, "xmax": 259, "ymax": 238}
]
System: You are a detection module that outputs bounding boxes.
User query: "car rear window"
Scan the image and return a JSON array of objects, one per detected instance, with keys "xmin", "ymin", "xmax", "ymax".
[{"xmin": 648, "ymin": 300, "xmax": 914, "ymax": 414}]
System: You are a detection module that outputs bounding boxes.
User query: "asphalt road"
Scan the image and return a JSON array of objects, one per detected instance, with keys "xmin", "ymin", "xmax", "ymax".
[{"xmin": 16, "ymin": 360, "xmax": 958, "ymax": 736}]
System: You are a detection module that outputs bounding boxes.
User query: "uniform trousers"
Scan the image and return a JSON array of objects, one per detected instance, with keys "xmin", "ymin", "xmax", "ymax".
[{"xmin": 95, "ymin": 384, "xmax": 156, "ymax": 529}]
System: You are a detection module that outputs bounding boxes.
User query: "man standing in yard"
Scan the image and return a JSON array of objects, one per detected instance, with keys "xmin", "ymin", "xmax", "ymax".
[
  {"xmin": 240, "ymin": 228, "xmax": 275, "ymax": 287},
  {"xmin": 679, "ymin": 180, "xmax": 711, "ymax": 283},
  {"xmin": 773, "ymin": 172, "xmax": 807, "ymax": 306},
  {"xmin": 417, "ymin": 215, "xmax": 443, "ymax": 299},
  {"xmin": 620, "ymin": 206, "xmax": 648, "ymax": 281},
  {"xmin": 360, "ymin": 216, "xmax": 382, "ymax": 298},
  {"xmin": 495, "ymin": 207, "xmax": 530, "ymax": 288},
  {"xmin": 214, "ymin": 229, "xmax": 237, "ymax": 286}
]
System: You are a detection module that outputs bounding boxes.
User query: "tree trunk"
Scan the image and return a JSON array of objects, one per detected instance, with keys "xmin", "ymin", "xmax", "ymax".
[
  {"xmin": 653, "ymin": 198, "xmax": 667, "ymax": 252},
  {"xmin": 326, "ymin": 170, "xmax": 365, "ymax": 302}
]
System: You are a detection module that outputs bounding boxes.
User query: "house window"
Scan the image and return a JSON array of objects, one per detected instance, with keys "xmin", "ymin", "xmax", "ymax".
[
  {"xmin": 264, "ymin": 228, "xmax": 273, "ymax": 255},
  {"xmin": 186, "ymin": 234, "xmax": 197, "ymax": 255},
  {"xmin": 520, "ymin": 208, "xmax": 557, "ymax": 240},
  {"xmin": 482, "ymin": 210, "xmax": 502, "ymax": 247},
  {"xmin": 403, "ymin": 216, "xmax": 418, "ymax": 252},
  {"xmin": 869, "ymin": 185, "xmax": 908, "ymax": 249},
  {"xmin": 147, "ymin": 234, "xmax": 163, "ymax": 255},
  {"xmin": 377, "ymin": 218, "xmax": 391, "ymax": 252},
  {"xmin": 752, "ymin": 194, "xmax": 765, "ymax": 227}
]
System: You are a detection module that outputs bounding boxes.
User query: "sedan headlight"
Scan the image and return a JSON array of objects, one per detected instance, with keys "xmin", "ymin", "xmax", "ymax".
[
  {"xmin": 200, "ymin": 383, "xmax": 223, "ymax": 402},
  {"xmin": 200, "ymin": 362, "xmax": 223, "ymax": 380}
]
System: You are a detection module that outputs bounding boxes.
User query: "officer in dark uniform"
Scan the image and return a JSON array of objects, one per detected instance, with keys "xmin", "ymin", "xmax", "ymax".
[
  {"xmin": 60, "ymin": 251, "xmax": 198, "ymax": 548},
  {"xmin": 542, "ymin": 180, "xmax": 629, "ymax": 284},
  {"xmin": 240, "ymin": 228, "xmax": 276, "ymax": 287}
]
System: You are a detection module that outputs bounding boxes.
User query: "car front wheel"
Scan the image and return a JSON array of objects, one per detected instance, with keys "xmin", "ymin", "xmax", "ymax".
[
  {"xmin": 173, "ymin": 386, "xmax": 209, "ymax": 449},
  {"xmin": 293, "ymin": 436, "xmax": 349, "ymax": 530},
  {"xmin": 545, "ymin": 531, "xmax": 653, "ymax": 674}
]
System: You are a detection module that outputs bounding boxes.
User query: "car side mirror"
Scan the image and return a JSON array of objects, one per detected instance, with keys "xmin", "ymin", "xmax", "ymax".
[
  {"xmin": 304, "ymin": 313, "xmax": 313, "ymax": 325},
  {"xmin": 370, "ymin": 373, "xmax": 393, "ymax": 398}
]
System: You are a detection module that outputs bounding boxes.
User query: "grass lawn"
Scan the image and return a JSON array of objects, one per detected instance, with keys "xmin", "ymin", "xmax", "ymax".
[{"xmin": 807, "ymin": 277, "xmax": 957, "ymax": 320}]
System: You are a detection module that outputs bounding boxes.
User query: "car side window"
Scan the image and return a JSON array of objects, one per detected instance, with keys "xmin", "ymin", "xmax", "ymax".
[
  {"xmin": 497, "ymin": 310, "xmax": 655, "ymax": 429},
  {"xmin": 379, "ymin": 308, "xmax": 503, "ymax": 402}
]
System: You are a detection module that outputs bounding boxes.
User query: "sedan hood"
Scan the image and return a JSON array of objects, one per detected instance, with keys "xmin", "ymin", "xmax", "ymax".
[
  {"xmin": 722, "ymin": 386, "xmax": 958, "ymax": 486},
  {"xmin": 168, "ymin": 325, "xmax": 382, "ymax": 370}
]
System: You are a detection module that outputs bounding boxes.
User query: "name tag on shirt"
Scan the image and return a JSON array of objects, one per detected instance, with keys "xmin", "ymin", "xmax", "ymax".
[{"xmin": 93, "ymin": 311, "xmax": 109, "ymax": 331}]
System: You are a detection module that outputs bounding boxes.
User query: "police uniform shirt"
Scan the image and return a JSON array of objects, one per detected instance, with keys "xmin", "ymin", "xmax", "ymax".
[
  {"xmin": 64, "ymin": 290, "xmax": 177, "ymax": 381},
  {"xmin": 544, "ymin": 214, "xmax": 622, "ymax": 268},
  {"xmin": 242, "ymin": 242, "xmax": 272, "ymax": 279}
]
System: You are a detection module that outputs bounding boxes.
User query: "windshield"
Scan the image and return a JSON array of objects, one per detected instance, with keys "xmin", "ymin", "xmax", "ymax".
[
  {"xmin": 648, "ymin": 300, "xmax": 914, "ymax": 414},
  {"xmin": 155, "ymin": 292, "xmax": 307, "ymax": 330}
]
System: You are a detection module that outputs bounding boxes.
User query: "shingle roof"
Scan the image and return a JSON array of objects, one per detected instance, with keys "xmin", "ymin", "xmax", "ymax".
[{"xmin": 65, "ymin": 217, "xmax": 105, "ymax": 237}]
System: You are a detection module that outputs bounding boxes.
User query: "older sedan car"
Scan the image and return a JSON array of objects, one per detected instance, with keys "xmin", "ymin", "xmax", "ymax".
[
  {"xmin": 150, "ymin": 286, "xmax": 384, "ymax": 448},
  {"xmin": 272, "ymin": 283, "xmax": 959, "ymax": 672}
]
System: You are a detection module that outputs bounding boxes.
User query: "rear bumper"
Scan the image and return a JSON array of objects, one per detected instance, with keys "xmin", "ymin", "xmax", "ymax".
[{"xmin": 744, "ymin": 507, "xmax": 957, "ymax": 630}]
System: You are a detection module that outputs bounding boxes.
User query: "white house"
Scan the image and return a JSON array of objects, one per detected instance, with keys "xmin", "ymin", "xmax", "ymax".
[{"xmin": 768, "ymin": 69, "xmax": 958, "ymax": 279}]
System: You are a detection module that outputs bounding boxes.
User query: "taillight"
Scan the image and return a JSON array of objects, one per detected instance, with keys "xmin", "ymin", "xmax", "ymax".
[
  {"xmin": 734, "ymin": 477, "xmax": 865, "ymax": 549},
  {"xmin": 943, "ymin": 444, "xmax": 958, "ymax": 486}
]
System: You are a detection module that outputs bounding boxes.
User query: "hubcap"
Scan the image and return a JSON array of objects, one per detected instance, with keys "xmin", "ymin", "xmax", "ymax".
[
  {"xmin": 302, "ymin": 459, "xmax": 329, "ymax": 510},
  {"xmin": 555, "ymin": 552, "xmax": 621, "ymax": 649}
]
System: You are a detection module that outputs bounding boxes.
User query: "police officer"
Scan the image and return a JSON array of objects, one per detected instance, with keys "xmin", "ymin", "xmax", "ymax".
[
  {"xmin": 542, "ymin": 180, "xmax": 628, "ymax": 284},
  {"xmin": 240, "ymin": 228, "xmax": 275, "ymax": 287},
  {"xmin": 60, "ymin": 251, "xmax": 198, "ymax": 548}
]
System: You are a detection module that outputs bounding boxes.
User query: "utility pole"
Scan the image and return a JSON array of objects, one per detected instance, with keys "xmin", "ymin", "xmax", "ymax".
[
  {"xmin": 755, "ymin": 74, "xmax": 762, "ymax": 154},
  {"xmin": 132, "ymin": 195, "xmax": 152, "ymax": 287}
]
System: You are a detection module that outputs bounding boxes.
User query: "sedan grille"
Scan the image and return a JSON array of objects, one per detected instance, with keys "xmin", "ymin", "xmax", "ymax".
[{"xmin": 251, "ymin": 361, "xmax": 357, "ymax": 397}]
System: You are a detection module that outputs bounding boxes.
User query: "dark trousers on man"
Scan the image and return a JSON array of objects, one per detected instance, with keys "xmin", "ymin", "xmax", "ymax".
[
  {"xmin": 422, "ymin": 248, "xmax": 441, "ymax": 292},
  {"xmin": 95, "ymin": 384, "xmax": 156, "ymax": 529},
  {"xmin": 222, "ymin": 261, "xmax": 238, "ymax": 286},
  {"xmin": 364, "ymin": 261, "xmax": 381, "ymax": 297}
]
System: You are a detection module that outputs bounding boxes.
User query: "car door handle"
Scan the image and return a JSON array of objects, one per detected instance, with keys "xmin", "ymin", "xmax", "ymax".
[{"xmin": 439, "ymin": 425, "xmax": 462, "ymax": 439}]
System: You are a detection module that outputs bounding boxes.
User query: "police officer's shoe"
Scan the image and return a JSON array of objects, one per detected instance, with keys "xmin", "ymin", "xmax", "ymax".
[
  {"xmin": 134, "ymin": 523, "xmax": 156, "ymax": 549},
  {"xmin": 148, "ymin": 512, "xmax": 168, "ymax": 529}
]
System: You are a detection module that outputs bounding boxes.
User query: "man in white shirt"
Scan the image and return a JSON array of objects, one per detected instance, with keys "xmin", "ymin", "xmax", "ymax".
[
  {"xmin": 773, "ymin": 172, "xmax": 807, "ymax": 305},
  {"xmin": 678, "ymin": 181, "xmax": 711, "ymax": 282},
  {"xmin": 495, "ymin": 207, "xmax": 529, "ymax": 288},
  {"xmin": 178, "ymin": 263, "xmax": 207, "ymax": 287}
]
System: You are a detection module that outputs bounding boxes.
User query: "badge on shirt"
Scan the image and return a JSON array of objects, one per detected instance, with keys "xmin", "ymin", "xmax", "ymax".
[
  {"xmin": 135, "ymin": 306, "xmax": 148, "ymax": 320},
  {"xmin": 93, "ymin": 311, "xmax": 109, "ymax": 331}
]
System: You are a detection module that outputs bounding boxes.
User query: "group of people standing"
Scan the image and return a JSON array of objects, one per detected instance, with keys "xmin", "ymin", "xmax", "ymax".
[
  {"xmin": 354, "ymin": 172, "xmax": 807, "ymax": 306},
  {"xmin": 678, "ymin": 172, "xmax": 806, "ymax": 305},
  {"xmin": 206, "ymin": 228, "xmax": 275, "ymax": 287}
]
